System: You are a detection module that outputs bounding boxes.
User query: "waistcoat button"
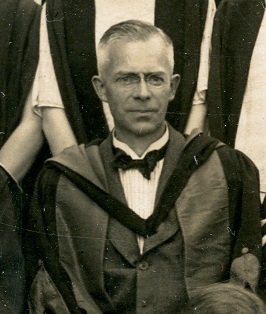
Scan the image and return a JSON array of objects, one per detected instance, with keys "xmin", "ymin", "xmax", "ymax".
[{"xmin": 138, "ymin": 261, "xmax": 149, "ymax": 270}]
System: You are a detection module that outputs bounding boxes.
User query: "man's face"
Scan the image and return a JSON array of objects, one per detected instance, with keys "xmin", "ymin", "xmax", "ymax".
[{"xmin": 93, "ymin": 36, "xmax": 179, "ymax": 143}]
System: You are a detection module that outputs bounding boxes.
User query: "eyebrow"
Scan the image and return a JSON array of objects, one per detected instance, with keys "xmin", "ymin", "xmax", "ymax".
[{"xmin": 115, "ymin": 71, "xmax": 166, "ymax": 76}]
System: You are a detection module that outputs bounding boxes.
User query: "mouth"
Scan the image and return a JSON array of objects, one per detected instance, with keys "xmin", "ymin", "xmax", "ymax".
[
  {"xmin": 129, "ymin": 109, "xmax": 157, "ymax": 113},
  {"xmin": 128, "ymin": 110, "xmax": 157, "ymax": 122}
]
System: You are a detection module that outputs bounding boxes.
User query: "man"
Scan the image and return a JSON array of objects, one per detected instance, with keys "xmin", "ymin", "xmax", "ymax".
[
  {"xmin": 27, "ymin": 21, "xmax": 262, "ymax": 313},
  {"xmin": 35, "ymin": 0, "xmax": 216, "ymax": 147},
  {"xmin": 0, "ymin": 0, "xmax": 216, "ymax": 178}
]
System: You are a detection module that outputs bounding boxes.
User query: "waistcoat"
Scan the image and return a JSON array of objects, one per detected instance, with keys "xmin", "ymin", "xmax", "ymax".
[{"xmin": 104, "ymin": 208, "xmax": 187, "ymax": 313}]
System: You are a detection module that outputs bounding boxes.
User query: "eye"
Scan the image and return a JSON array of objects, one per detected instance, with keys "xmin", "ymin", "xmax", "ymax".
[
  {"xmin": 147, "ymin": 74, "xmax": 165, "ymax": 86},
  {"xmin": 117, "ymin": 75, "xmax": 139, "ymax": 85}
]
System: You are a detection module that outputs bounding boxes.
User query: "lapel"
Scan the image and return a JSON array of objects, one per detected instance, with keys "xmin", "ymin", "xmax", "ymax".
[
  {"xmin": 98, "ymin": 127, "xmax": 187, "ymax": 260},
  {"xmin": 54, "ymin": 127, "xmax": 188, "ymax": 264},
  {"xmin": 99, "ymin": 135, "xmax": 127, "ymax": 204},
  {"xmin": 143, "ymin": 126, "xmax": 186, "ymax": 253},
  {"xmin": 97, "ymin": 127, "xmax": 185, "ymax": 206},
  {"xmin": 143, "ymin": 206, "xmax": 179, "ymax": 254},
  {"xmin": 99, "ymin": 127, "xmax": 186, "ymax": 258},
  {"xmin": 155, "ymin": 125, "xmax": 186, "ymax": 206},
  {"xmin": 99, "ymin": 136, "xmax": 140, "ymax": 263},
  {"xmin": 52, "ymin": 127, "xmax": 197, "ymax": 262}
]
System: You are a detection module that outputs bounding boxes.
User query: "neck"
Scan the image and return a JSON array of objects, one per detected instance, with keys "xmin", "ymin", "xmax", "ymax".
[{"xmin": 114, "ymin": 125, "xmax": 166, "ymax": 156}]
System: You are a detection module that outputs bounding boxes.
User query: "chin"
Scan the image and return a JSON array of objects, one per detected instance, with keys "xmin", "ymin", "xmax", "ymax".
[{"xmin": 131, "ymin": 122, "xmax": 163, "ymax": 138}]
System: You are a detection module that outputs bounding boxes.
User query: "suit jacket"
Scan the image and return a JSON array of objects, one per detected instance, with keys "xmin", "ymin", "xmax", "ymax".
[
  {"xmin": 27, "ymin": 127, "xmax": 262, "ymax": 313},
  {"xmin": 207, "ymin": 0, "xmax": 264, "ymax": 146}
]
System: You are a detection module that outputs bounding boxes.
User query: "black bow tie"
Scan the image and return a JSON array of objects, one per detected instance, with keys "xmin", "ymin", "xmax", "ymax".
[{"xmin": 111, "ymin": 144, "xmax": 168, "ymax": 180}]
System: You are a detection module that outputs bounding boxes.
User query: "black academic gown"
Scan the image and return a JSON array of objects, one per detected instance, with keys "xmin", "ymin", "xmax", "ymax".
[
  {"xmin": 45, "ymin": 0, "xmax": 209, "ymax": 144},
  {"xmin": 207, "ymin": 0, "xmax": 264, "ymax": 147},
  {"xmin": 207, "ymin": 3, "xmax": 266, "ymax": 299},
  {"xmin": 26, "ymin": 127, "xmax": 262, "ymax": 313},
  {"xmin": 0, "ymin": 0, "xmax": 41, "ymax": 146},
  {"xmin": 0, "ymin": 167, "xmax": 25, "ymax": 313},
  {"xmin": 0, "ymin": 1, "xmax": 42, "ymax": 312},
  {"xmin": 0, "ymin": 0, "xmax": 48, "ymax": 206}
]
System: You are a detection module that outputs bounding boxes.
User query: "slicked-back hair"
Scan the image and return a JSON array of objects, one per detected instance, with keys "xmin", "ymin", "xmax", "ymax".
[{"xmin": 97, "ymin": 19, "xmax": 174, "ymax": 76}]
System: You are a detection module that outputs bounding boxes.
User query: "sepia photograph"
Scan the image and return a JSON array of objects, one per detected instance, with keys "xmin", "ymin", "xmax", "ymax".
[{"xmin": 0, "ymin": 0, "xmax": 266, "ymax": 313}]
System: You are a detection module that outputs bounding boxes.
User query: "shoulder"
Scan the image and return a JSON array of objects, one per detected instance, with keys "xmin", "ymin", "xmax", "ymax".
[
  {"xmin": 218, "ymin": 145, "xmax": 258, "ymax": 169},
  {"xmin": 40, "ymin": 138, "xmax": 108, "ymax": 188},
  {"xmin": 35, "ymin": 144, "xmax": 90, "ymax": 192},
  {"xmin": 185, "ymin": 131, "xmax": 259, "ymax": 181},
  {"xmin": 47, "ymin": 139, "xmax": 104, "ymax": 170},
  {"xmin": 217, "ymin": 145, "xmax": 259, "ymax": 183}
]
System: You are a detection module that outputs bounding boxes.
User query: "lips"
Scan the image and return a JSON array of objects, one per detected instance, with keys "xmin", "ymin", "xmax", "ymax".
[{"xmin": 129, "ymin": 109, "xmax": 157, "ymax": 113}]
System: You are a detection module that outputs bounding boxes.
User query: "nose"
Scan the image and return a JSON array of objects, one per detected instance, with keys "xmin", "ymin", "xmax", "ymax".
[{"xmin": 133, "ymin": 78, "xmax": 151, "ymax": 101}]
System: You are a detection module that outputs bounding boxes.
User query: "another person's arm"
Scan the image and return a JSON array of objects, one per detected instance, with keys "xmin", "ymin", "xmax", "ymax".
[
  {"xmin": 0, "ymin": 88, "xmax": 44, "ymax": 182},
  {"xmin": 184, "ymin": 0, "xmax": 216, "ymax": 134},
  {"xmin": 35, "ymin": 2, "xmax": 78, "ymax": 156},
  {"xmin": 42, "ymin": 107, "xmax": 78, "ymax": 156}
]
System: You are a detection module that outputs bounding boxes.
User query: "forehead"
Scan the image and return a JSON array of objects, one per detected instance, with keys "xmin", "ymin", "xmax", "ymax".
[{"xmin": 105, "ymin": 36, "xmax": 172, "ymax": 74}]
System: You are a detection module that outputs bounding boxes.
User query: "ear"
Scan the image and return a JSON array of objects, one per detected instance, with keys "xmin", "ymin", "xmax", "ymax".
[
  {"xmin": 92, "ymin": 75, "xmax": 108, "ymax": 102},
  {"xmin": 168, "ymin": 74, "xmax": 180, "ymax": 101}
]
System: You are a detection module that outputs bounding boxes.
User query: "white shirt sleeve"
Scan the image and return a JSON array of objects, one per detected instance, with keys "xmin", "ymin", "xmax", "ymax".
[
  {"xmin": 32, "ymin": 3, "xmax": 64, "ymax": 117},
  {"xmin": 184, "ymin": 0, "xmax": 216, "ymax": 134}
]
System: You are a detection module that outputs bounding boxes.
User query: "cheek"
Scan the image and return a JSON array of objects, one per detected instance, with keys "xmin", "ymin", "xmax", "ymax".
[
  {"xmin": 108, "ymin": 101, "xmax": 126, "ymax": 123},
  {"xmin": 106, "ymin": 88, "xmax": 128, "ymax": 106},
  {"xmin": 155, "ymin": 91, "xmax": 171, "ymax": 108},
  {"xmin": 156, "ymin": 87, "xmax": 172, "ymax": 98}
]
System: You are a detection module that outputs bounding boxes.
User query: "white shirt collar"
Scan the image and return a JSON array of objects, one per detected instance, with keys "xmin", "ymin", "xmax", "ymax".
[{"xmin": 112, "ymin": 124, "xmax": 169, "ymax": 160}]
